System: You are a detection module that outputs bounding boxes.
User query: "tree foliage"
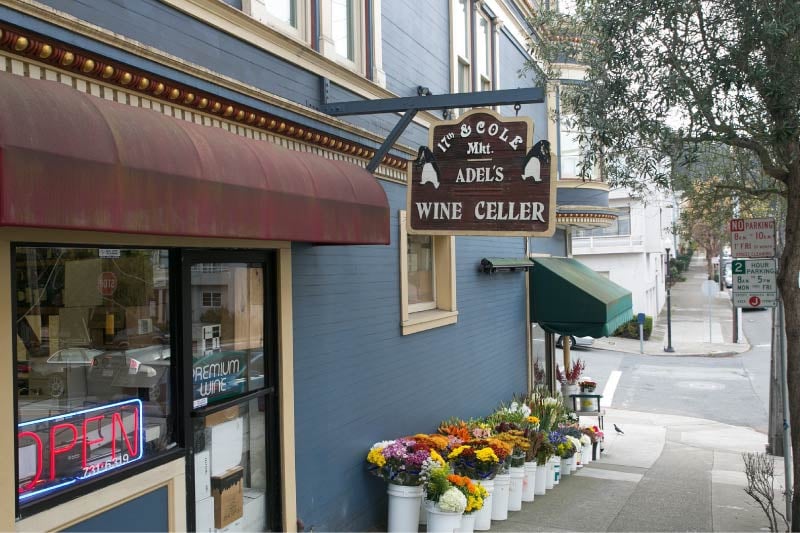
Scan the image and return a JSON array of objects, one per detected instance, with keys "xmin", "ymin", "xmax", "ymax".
[{"xmin": 527, "ymin": 0, "xmax": 800, "ymax": 524}]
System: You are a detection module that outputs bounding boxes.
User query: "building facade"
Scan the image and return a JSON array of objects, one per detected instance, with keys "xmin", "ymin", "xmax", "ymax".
[
  {"xmin": 0, "ymin": 1, "xmax": 616, "ymax": 531},
  {"xmin": 572, "ymin": 187, "xmax": 677, "ymax": 319}
]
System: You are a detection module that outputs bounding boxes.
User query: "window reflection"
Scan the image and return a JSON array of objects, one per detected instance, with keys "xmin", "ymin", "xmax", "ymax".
[
  {"xmin": 15, "ymin": 247, "xmax": 174, "ymax": 504},
  {"xmin": 191, "ymin": 263, "xmax": 265, "ymax": 409}
]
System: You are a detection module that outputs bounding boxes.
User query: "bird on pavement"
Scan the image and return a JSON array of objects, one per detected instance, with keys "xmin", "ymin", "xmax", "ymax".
[{"xmin": 614, "ymin": 424, "xmax": 625, "ymax": 435}]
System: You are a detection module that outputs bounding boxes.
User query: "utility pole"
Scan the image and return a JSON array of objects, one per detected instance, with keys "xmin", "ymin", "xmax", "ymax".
[{"xmin": 664, "ymin": 248, "xmax": 675, "ymax": 353}]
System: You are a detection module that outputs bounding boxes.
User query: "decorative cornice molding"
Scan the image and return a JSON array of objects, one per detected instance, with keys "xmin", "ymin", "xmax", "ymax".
[{"xmin": 0, "ymin": 22, "xmax": 411, "ymax": 172}]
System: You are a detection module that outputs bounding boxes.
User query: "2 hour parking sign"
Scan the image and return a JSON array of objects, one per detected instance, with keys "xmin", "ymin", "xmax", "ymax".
[{"xmin": 732, "ymin": 258, "xmax": 777, "ymax": 308}]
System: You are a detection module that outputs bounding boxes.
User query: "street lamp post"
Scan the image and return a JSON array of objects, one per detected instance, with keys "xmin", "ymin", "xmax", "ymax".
[{"xmin": 664, "ymin": 247, "xmax": 675, "ymax": 352}]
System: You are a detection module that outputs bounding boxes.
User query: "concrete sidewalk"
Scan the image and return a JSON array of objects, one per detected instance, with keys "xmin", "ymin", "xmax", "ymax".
[
  {"xmin": 490, "ymin": 408, "xmax": 783, "ymax": 532},
  {"xmin": 592, "ymin": 255, "xmax": 750, "ymax": 357}
]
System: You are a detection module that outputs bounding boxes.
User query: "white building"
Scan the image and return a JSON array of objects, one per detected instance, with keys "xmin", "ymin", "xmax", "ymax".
[{"xmin": 570, "ymin": 188, "xmax": 678, "ymax": 321}]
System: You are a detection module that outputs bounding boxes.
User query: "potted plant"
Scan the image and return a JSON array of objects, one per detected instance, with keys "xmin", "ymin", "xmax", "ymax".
[
  {"xmin": 447, "ymin": 474, "xmax": 488, "ymax": 533},
  {"xmin": 449, "ymin": 440, "xmax": 507, "ymax": 531},
  {"xmin": 366, "ymin": 437, "xmax": 443, "ymax": 532},
  {"xmin": 556, "ymin": 359, "xmax": 586, "ymax": 408},
  {"xmin": 493, "ymin": 429, "xmax": 529, "ymax": 513},
  {"xmin": 423, "ymin": 464, "xmax": 468, "ymax": 533}
]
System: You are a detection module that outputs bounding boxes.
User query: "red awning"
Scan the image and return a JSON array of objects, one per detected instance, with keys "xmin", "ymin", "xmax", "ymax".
[{"xmin": 0, "ymin": 71, "xmax": 389, "ymax": 244}]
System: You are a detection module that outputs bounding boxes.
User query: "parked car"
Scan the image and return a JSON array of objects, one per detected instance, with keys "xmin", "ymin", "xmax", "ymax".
[
  {"xmin": 555, "ymin": 335, "xmax": 594, "ymax": 349},
  {"xmin": 32, "ymin": 348, "xmax": 104, "ymax": 398},
  {"xmin": 724, "ymin": 265, "xmax": 733, "ymax": 288}
]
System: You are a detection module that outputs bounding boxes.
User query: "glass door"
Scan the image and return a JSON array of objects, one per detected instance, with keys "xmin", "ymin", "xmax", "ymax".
[{"xmin": 183, "ymin": 252, "xmax": 278, "ymax": 532}]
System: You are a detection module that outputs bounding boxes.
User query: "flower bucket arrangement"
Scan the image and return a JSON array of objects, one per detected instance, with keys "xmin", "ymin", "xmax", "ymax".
[
  {"xmin": 366, "ymin": 437, "xmax": 445, "ymax": 532},
  {"xmin": 448, "ymin": 474, "xmax": 488, "ymax": 533},
  {"xmin": 423, "ymin": 463, "xmax": 468, "ymax": 533},
  {"xmin": 556, "ymin": 359, "xmax": 586, "ymax": 408},
  {"xmin": 366, "ymin": 387, "xmax": 607, "ymax": 531}
]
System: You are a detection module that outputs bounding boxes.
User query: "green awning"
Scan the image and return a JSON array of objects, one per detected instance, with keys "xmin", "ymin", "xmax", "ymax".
[{"xmin": 529, "ymin": 257, "xmax": 633, "ymax": 338}]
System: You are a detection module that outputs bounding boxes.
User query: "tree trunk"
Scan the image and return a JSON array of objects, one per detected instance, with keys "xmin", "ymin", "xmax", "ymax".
[
  {"xmin": 780, "ymin": 171, "xmax": 800, "ymax": 531},
  {"xmin": 705, "ymin": 250, "xmax": 713, "ymax": 279}
]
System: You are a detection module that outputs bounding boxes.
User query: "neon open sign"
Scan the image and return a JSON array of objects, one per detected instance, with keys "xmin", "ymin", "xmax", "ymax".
[{"xmin": 17, "ymin": 399, "xmax": 143, "ymax": 502}]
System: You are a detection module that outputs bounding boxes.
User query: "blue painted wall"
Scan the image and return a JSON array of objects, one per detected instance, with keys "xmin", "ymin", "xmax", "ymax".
[
  {"xmin": 291, "ymin": 181, "xmax": 529, "ymax": 531},
  {"xmin": 497, "ymin": 29, "xmax": 548, "ymax": 143},
  {"xmin": 63, "ymin": 487, "xmax": 168, "ymax": 532},
  {"xmin": 27, "ymin": 0, "xmax": 423, "ymax": 153},
  {"xmin": 531, "ymin": 228, "xmax": 568, "ymax": 256},
  {"xmin": 381, "ymin": 0, "xmax": 451, "ymax": 98}
]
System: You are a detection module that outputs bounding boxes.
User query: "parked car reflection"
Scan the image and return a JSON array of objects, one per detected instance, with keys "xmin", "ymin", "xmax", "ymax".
[
  {"xmin": 32, "ymin": 348, "xmax": 104, "ymax": 398},
  {"xmin": 555, "ymin": 335, "xmax": 594, "ymax": 349}
]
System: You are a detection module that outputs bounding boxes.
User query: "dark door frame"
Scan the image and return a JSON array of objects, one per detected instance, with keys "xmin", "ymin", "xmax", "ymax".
[{"xmin": 179, "ymin": 249, "xmax": 281, "ymax": 532}]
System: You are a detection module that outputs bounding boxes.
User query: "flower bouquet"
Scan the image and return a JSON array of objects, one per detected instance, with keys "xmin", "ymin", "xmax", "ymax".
[
  {"xmin": 527, "ymin": 389, "xmax": 563, "ymax": 432},
  {"xmin": 366, "ymin": 437, "xmax": 442, "ymax": 486},
  {"xmin": 579, "ymin": 378, "xmax": 597, "ymax": 393},
  {"xmin": 556, "ymin": 359, "xmax": 586, "ymax": 385},
  {"xmin": 494, "ymin": 429, "xmax": 530, "ymax": 468},
  {"xmin": 424, "ymin": 463, "xmax": 468, "ymax": 533},
  {"xmin": 447, "ymin": 474, "xmax": 488, "ymax": 514},
  {"xmin": 448, "ymin": 441, "xmax": 502, "ymax": 480}
]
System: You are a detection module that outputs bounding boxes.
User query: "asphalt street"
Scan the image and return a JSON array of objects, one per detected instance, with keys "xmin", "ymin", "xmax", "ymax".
[{"xmin": 568, "ymin": 301, "xmax": 771, "ymax": 435}]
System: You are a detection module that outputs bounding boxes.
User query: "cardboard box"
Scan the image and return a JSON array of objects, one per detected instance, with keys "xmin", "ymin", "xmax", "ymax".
[
  {"xmin": 195, "ymin": 496, "xmax": 215, "ymax": 533},
  {"xmin": 194, "ymin": 450, "xmax": 211, "ymax": 501},
  {"xmin": 205, "ymin": 405, "xmax": 239, "ymax": 427},
  {"xmin": 209, "ymin": 417, "xmax": 243, "ymax": 476},
  {"xmin": 212, "ymin": 466, "xmax": 244, "ymax": 529}
]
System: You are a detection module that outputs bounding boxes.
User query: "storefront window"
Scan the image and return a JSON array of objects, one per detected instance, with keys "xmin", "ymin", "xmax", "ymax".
[
  {"xmin": 191, "ymin": 263, "xmax": 265, "ymax": 409},
  {"xmin": 15, "ymin": 247, "xmax": 174, "ymax": 505},
  {"xmin": 193, "ymin": 399, "xmax": 268, "ymax": 531}
]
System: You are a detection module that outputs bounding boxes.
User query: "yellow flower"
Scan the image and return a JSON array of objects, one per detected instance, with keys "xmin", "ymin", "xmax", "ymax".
[
  {"xmin": 475, "ymin": 447, "xmax": 499, "ymax": 463},
  {"xmin": 527, "ymin": 416, "xmax": 540, "ymax": 424},
  {"xmin": 367, "ymin": 447, "xmax": 386, "ymax": 467},
  {"xmin": 430, "ymin": 449, "xmax": 446, "ymax": 465},
  {"xmin": 448, "ymin": 445, "xmax": 469, "ymax": 460}
]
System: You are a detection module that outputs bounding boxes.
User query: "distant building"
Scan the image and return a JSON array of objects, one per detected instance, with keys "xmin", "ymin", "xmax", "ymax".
[{"xmin": 571, "ymin": 187, "xmax": 678, "ymax": 319}]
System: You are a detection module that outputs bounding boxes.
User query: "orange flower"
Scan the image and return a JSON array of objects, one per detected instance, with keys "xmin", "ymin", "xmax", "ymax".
[{"xmin": 438, "ymin": 421, "xmax": 471, "ymax": 442}]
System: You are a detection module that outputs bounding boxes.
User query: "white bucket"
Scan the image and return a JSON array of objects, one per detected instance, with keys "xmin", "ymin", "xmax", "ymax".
[
  {"xmin": 490, "ymin": 473, "xmax": 511, "ymax": 521},
  {"xmin": 472, "ymin": 478, "xmax": 494, "ymax": 531},
  {"xmin": 426, "ymin": 501, "xmax": 464, "ymax": 533},
  {"xmin": 571, "ymin": 453, "xmax": 578, "ymax": 472},
  {"xmin": 561, "ymin": 457, "xmax": 571, "ymax": 477},
  {"xmin": 552, "ymin": 457, "xmax": 561, "ymax": 485},
  {"xmin": 507, "ymin": 466, "xmax": 525, "ymax": 511},
  {"xmin": 582, "ymin": 444, "xmax": 592, "ymax": 465},
  {"xmin": 534, "ymin": 463, "xmax": 547, "ymax": 495},
  {"xmin": 387, "ymin": 483, "xmax": 423, "ymax": 533},
  {"xmin": 457, "ymin": 512, "xmax": 476, "ymax": 533},
  {"xmin": 522, "ymin": 461, "xmax": 537, "ymax": 502}
]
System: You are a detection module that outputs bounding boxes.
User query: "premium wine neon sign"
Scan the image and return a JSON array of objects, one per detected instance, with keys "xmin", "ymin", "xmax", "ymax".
[{"xmin": 17, "ymin": 398, "xmax": 144, "ymax": 502}]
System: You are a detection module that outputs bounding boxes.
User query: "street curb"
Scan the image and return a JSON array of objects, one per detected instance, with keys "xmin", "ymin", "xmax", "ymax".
[{"xmin": 590, "ymin": 343, "xmax": 749, "ymax": 358}]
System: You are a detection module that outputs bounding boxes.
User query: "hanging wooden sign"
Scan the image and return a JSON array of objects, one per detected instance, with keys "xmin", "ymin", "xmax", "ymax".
[{"xmin": 407, "ymin": 108, "xmax": 555, "ymax": 236}]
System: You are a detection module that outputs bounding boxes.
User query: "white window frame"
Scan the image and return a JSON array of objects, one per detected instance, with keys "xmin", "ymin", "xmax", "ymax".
[
  {"xmin": 399, "ymin": 211, "xmax": 458, "ymax": 335},
  {"xmin": 407, "ymin": 233, "xmax": 437, "ymax": 313},
  {"xmin": 451, "ymin": 0, "xmax": 473, "ymax": 109},
  {"xmin": 319, "ymin": 0, "xmax": 366, "ymax": 74},
  {"xmin": 201, "ymin": 290, "xmax": 222, "ymax": 308},
  {"xmin": 475, "ymin": 11, "xmax": 493, "ymax": 92},
  {"xmin": 243, "ymin": 0, "xmax": 311, "ymax": 44}
]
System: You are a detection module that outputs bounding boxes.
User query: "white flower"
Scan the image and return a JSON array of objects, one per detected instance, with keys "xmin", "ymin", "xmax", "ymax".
[
  {"xmin": 510, "ymin": 401, "xmax": 520, "ymax": 412},
  {"xmin": 580, "ymin": 434, "xmax": 592, "ymax": 446},
  {"xmin": 520, "ymin": 404, "xmax": 532, "ymax": 418},
  {"xmin": 438, "ymin": 487, "xmax": 467, "ymax": 513},
  {"xmin": 543, "ymin": 397, "xmax": 559, "ymax": 406},
  {"xmin": 370, "ymin": 440, "xmax": 394, "ymax": 450},
  {"xmin": 567, "ymin": 436, "xmax": 582, "ymax": 449}
]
